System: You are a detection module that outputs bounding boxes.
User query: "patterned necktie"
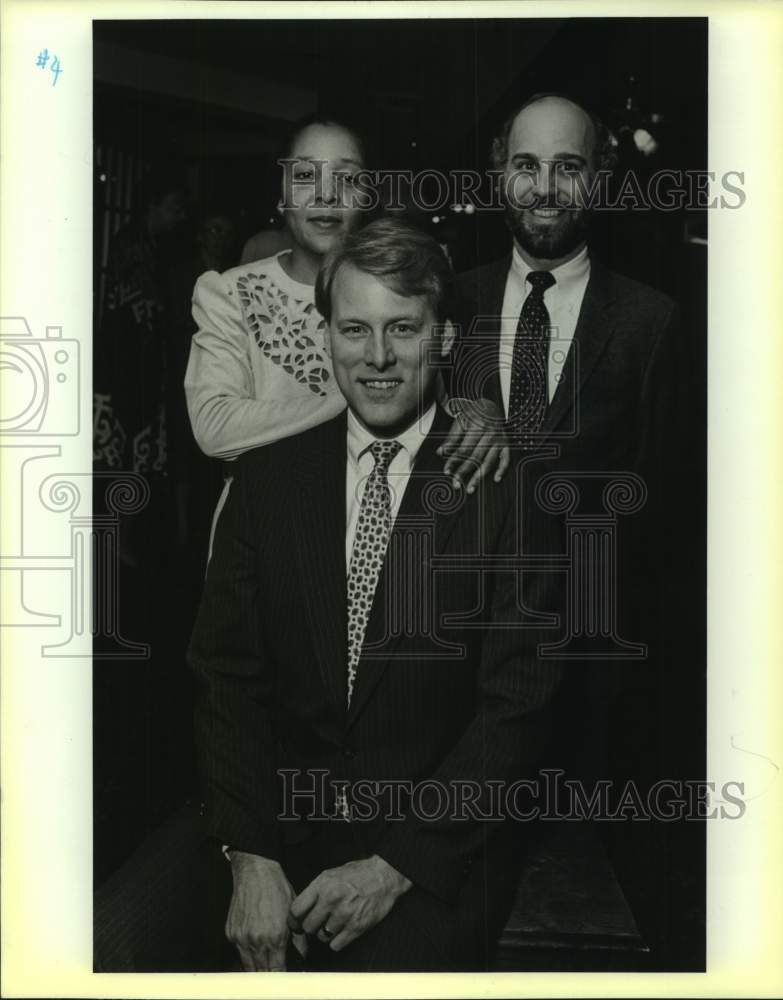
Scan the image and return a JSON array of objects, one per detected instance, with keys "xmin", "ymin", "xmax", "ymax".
[
  {"xmin": 346, "ymin": 439, "xmax": 402, "ymax": 708},
  {"xmin": 508, "ymin": 270, "xmax": 556, "ymax": 440}
]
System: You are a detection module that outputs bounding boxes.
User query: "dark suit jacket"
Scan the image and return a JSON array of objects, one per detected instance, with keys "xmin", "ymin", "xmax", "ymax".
[
  {"xmin": 452, "ymin": 253, "xmax": 699, "ymax": 785},
  {"xmin": 188, "ymin": 407, "xmax": 562, "ymax": 906},
  {"xmin": 452, "ymin": 254, "xmax": 688, "ymax": 480},
  {"xmin": 452, "ymin": 252, "xmax": 695, "ymax": 612}
]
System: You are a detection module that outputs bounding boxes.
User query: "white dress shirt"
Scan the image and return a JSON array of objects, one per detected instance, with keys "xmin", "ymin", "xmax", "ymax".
[
  {"xmin": 345, "ymin": 404, "xmax": 437, "ymax": 570},
  {"xmin": 498, "ymin": 245, "xmax": 591, "ymax": 417}
]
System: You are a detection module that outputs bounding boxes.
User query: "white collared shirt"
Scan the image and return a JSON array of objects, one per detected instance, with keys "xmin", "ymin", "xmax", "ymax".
[
  {"xmin": 498, "ymin": 244, "xmax": 591, "ymax": 416},
  {"xmin": 345, "ymin": 404, "xmax": 437, "ymax": 570}
]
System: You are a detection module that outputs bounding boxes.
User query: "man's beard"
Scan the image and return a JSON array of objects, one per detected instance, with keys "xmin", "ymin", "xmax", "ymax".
[{"xmin": 506, "ymin": 205, "xmax": 590, "ymax": 261}]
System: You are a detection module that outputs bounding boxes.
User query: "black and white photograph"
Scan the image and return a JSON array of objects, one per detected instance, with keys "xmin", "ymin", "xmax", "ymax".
[
  {"xmin": 90, "ymin": 14, "xmax": 707, "ymax": 974},
  {"xmin": 1, "ymin": 2, "xmax": 781, "ymax": 996}
]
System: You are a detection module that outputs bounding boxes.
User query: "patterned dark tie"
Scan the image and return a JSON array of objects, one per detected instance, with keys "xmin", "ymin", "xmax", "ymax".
[
  {"xmin": 507, "ymin": 270, "xmax": 556, "ymax": 440},
  {"xmin": 346, "ymin": 439, "xmax": 402, "ymax": 708}
]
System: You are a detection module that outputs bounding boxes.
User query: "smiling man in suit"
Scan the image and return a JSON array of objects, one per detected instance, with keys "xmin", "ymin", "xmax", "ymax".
[
  {"xmin": 453, "ymin": 93, "xmax": 698, "ymax": 816},
  {"xmin": 188, "ymin": 217, "xmax": 562, "ymax": 972},
  {"xmin": 454, "ymin": 92, "xmax": 687, "ymax": 476}
]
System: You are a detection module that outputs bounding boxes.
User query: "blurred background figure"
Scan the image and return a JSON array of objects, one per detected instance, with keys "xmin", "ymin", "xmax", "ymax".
[
  {"xmin": 239, "ymin": 223, "xmax": 292, "ymax": 264},
  {"xmin": 197, "ymin": 210, "xmax": 240, "ymax": 273},
  {"xmin": 93, "ymin": 167, "xmax": 190, "ymax": 563}
]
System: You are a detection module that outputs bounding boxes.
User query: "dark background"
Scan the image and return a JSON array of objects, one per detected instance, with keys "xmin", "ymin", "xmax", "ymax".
[{"xmin": 93, "ymin": 16, "xmax": 707, "ymax": 972}]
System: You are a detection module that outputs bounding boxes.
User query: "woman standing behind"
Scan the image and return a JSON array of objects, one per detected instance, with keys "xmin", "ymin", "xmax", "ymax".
[{"xmin": 185, "ymin": 117, "xmax": 362, "ymax": 463}]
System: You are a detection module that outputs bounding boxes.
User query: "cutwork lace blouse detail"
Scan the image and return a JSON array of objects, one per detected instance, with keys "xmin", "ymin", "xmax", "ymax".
[{"xmin": 237, "ymin": 271, "xmax": 331, "ymax": 397}]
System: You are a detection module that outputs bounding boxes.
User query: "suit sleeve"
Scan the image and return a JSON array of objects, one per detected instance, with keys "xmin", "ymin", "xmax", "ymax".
[
  {"xmin": 376, "ymin": 481, "xmax": 563, "ymax": 903},
  {"xmin": 187, "ymin": 458, "xmax": 282, "ymax": 859}
]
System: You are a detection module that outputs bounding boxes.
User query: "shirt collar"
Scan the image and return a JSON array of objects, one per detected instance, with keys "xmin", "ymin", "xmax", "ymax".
[
  {"xmin": 511, "ymin": 243, "xmax": 590, "ymax": 298},
  {"xmin": 347, "ymin": 403, "xmax": 438, "ymax": 472}
]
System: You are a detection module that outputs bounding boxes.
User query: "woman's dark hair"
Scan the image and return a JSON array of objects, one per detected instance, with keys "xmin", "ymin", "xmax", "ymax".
[
  {"xmin": 280, "ymin": 113, "xmax": 368, "ymax": 166},
  {"xmin": 315, "ymin": 217, "xmax": 454, "ymax": 324}
]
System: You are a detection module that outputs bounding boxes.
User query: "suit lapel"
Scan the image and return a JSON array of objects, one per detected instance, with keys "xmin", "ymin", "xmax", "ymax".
[
  {"xmin": 544, "ymin": 259, "xmax": 616, "ymax": 436},
  {"xmin": 346, "ymin": 407, "xmax": 468, "ymax": 727},
  {"xmin": 290, "ymin": 413, "xmax": 349, "ymax": 717}
]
